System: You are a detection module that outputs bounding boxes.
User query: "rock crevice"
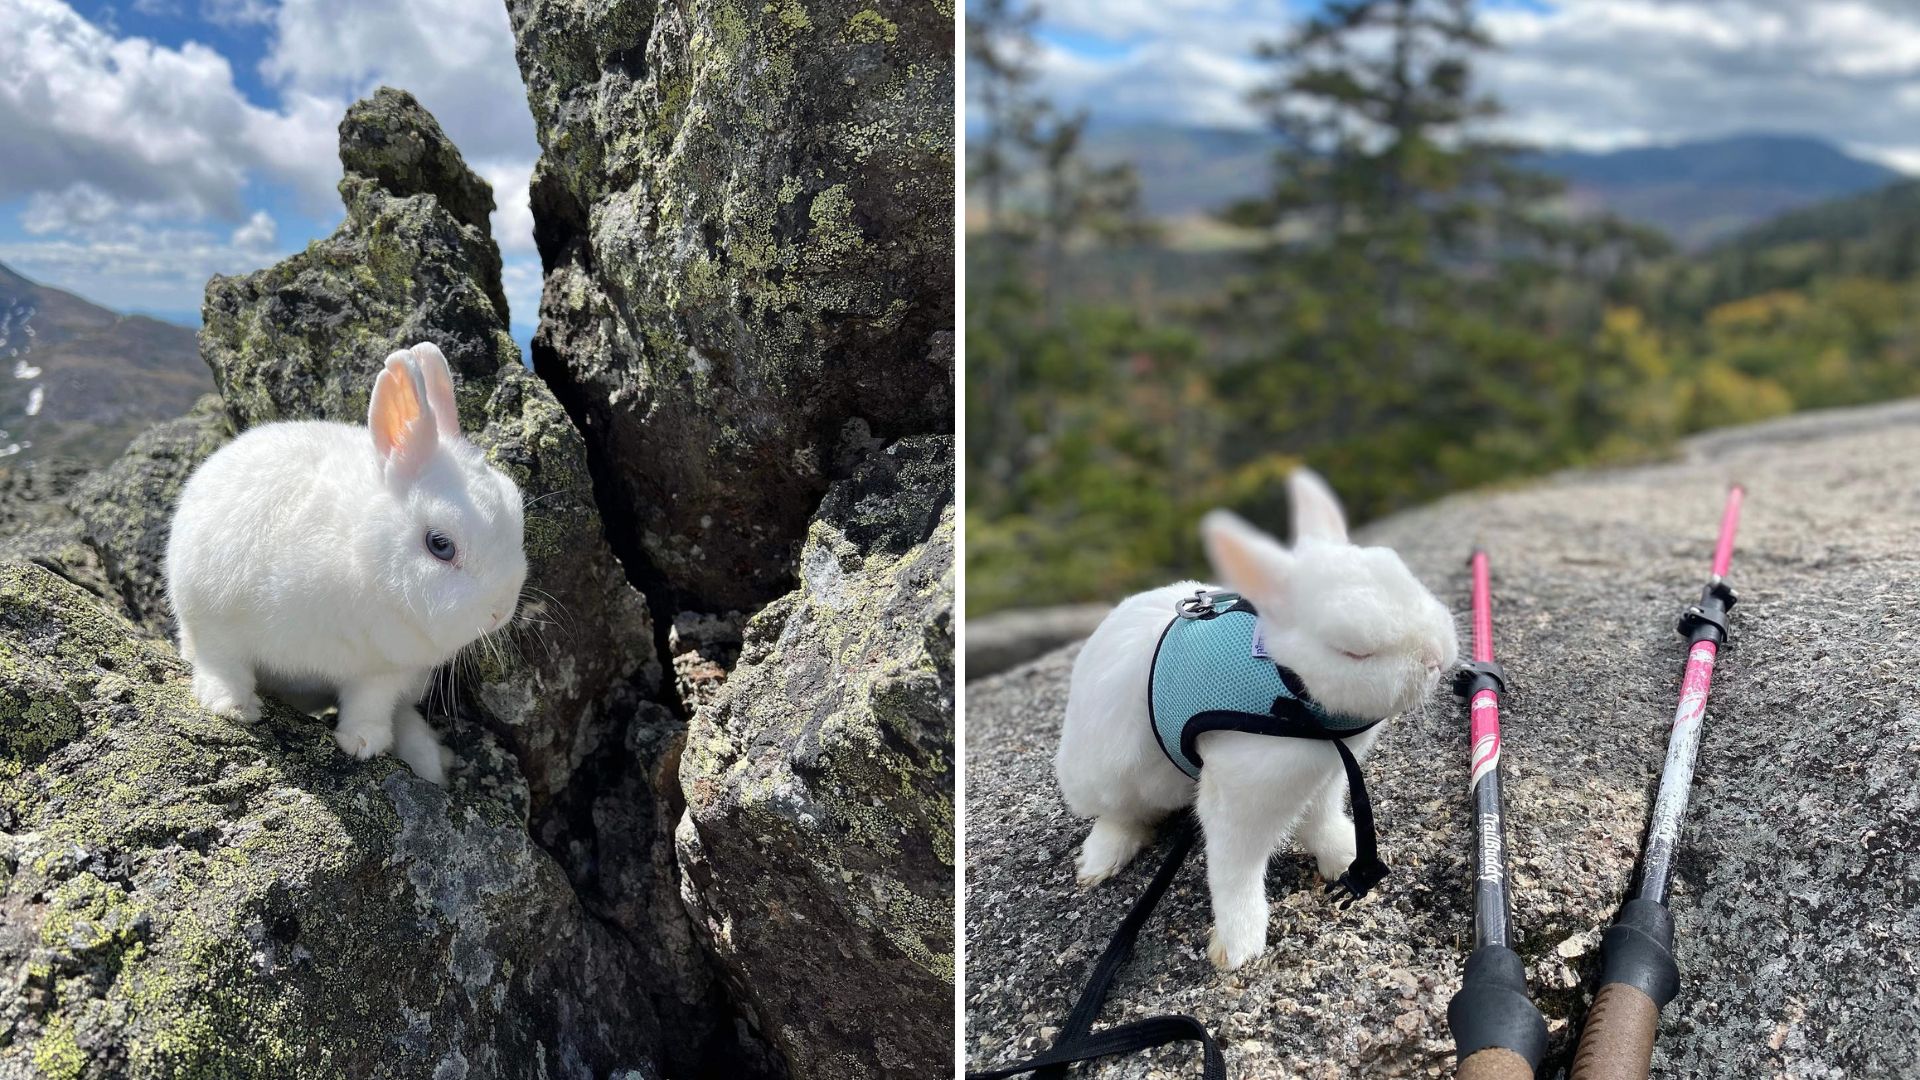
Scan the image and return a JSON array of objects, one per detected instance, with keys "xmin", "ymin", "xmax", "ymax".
[{"xmin": 1, "ymin": 15, "xmax": 957, "ymax": 1072}]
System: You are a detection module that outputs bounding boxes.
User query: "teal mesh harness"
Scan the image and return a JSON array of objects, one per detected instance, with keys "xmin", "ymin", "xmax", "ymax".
[{"xmin": 1146, "ymin": 591, "xmax": 1390, "ymax": 904}]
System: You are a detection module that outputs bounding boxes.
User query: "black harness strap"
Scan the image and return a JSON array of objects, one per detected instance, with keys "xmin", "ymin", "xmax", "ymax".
[
  {"xmin": 966, "ymin": 821, "xmax": 1226, "ymax": 1080},
  {"xmin": 973, "ymin": 596, "xmax": 1392, "ymax": 1079},
  {"xmin": 1180, "ymin": 703, "xmax": 1389, "ymax": 907}
]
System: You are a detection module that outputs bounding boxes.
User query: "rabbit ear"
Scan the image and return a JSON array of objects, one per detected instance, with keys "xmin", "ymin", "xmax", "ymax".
[
  {"xmin": 409, "ymin": 342, "xmax": 461, "ymax": 440},
  {"xmin": 369, "ymin": 351, "xmax": 439, "ymax": 489},
  {"xmin": 1201, "ymin": 510, "xmax": 1295, "ymax": 608},
  {"xmin": 1288, "ymin": 467, "xmax": 1348, "ymax": 545}
]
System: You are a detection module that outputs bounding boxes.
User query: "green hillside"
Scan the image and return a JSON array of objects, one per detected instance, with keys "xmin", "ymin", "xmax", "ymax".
[{"xmin": 970, "ymin": 171, "xmax": 1920, "ymax": 615}]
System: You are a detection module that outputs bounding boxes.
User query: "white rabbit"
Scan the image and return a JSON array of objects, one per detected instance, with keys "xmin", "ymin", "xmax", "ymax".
[
  {"xmin": 165, "ymin": 343, "xmax": 527, "ymax": 785},
  {"xmin": 1054, "ymin": 468, "xmax": 1457, "ymax": 971}
]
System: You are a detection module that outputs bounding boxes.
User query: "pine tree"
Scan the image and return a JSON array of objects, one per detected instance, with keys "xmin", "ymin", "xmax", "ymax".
[
  {"xmin": 1240, "ymin": 0, "xmax": 1547, "ymax": 316},
  {"xmin": 965, "ymin": 0, "xmax": 1042, "ymax": 237}
]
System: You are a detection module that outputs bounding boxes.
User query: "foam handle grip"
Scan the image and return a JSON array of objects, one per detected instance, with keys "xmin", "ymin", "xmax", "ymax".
[
  {"xmin": 1458, "ymin": 1047, "xmax": 1537, "ymax": 1080},
  {"xmin": 1569, "ymin": 982, "xmax": 1660, "ymax": 1080}
]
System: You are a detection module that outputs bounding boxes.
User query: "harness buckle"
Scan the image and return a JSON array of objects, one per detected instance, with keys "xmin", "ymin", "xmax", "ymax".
[
  {"xmin": 1176, "ymin": 588, "xmax": 1240, "ymax": 619},
  {"xmin": 1327, "ymin": 854, "xmax": 1389, "ymax": 908}
]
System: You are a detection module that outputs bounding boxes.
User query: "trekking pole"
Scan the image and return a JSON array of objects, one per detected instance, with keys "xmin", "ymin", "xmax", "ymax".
[
  {"xmin": 1569, "ymin": 485, "xmax": 1744, "ymax": 1080},
  {"xmin": 1449, "ymin": 550, "xmax": 1547, "ymax": 1080}
]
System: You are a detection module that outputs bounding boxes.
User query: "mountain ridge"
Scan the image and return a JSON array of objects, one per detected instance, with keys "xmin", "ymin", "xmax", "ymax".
[
  {"xmin": 0, "ymin": 259, "xmax": 211, "ymax": 468},
  {"xmin": 1013, "ymin": 125, "xmax": 1906, "ymax": 245}
]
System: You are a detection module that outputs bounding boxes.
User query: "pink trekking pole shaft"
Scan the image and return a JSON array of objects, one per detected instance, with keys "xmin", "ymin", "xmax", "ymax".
[
  {"xmin": 1449, "ymin": 551, "xmax": 1546, "ymax": 1080},
  {"xmin": 1571, "ymin": 486, "xmax": 1744, "ymax": 1080}
]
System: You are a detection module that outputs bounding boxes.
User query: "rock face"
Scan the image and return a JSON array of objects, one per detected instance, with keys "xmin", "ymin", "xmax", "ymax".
[
  {"xmin": 69, "ymin": 398, "xmax": 232, "ymax": 638},
  {"xmin": 0, "ymin": 565, "xmax": 660, "ymax": 1080},
  {"xmin": 198, "ymin": 87, "xmax": 659, "ymax": 813},
  {"xmin": 965, "ymin": 402, "xmax": 1920, "ymax": 1078},
  {"xmin": 0, "ymin": 400, "xmax": 231, "ymax": 640},
  {"xmin": 506, "ymin": 0, "xmax": 956, "ymax": 611},
  {"xmin": 201, "ymin": 89, "xmax": 517, "ymax": 426},
  {"xmin": 679, "ymin": 436, "xmax": 955, "ymax": 1079}
]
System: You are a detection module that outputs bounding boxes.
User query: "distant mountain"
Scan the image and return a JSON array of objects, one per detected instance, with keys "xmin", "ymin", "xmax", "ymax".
[
  {"xmin": 0, "ymin": 262, "xmax": 212, "ymax": 467},
  {"xmin": 1041, "ymin": 126, "xmax": 1904, "ymax": 248},
  {"xmin": 1649, "ymin": 177, "xmax": 1920, "ymax": 317},
  {"xmin": 1526, "ymin": 134, "xmax": 1903, "ymax": 247},
  {"xmin": 1072, "ymin": 123, "xmax": 1275, "ymax": 218}
]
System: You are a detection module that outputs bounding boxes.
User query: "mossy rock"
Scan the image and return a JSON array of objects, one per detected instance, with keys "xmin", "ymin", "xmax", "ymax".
[
  {"xmin": 69, "ymin": 397, "xmax": 233, "ymax": 637},
  {"xmin": 195, "ymin": 86, "xmax": 658, "ymax": 813},
  {"xmin": 506, "ymin": 0, "xmax": 956, "ymax": 610},
  {"xmin": 0, "ymin": 563, "xmax": 661, "ymax": 1078},
  {"xmin": 677, "ymin": 436, "xmax": 954, "ymax": 1080}
]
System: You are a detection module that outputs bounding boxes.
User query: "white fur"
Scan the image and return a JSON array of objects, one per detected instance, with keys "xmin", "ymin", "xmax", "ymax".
[
  {"xmin": 1055, "ymin": 469, "xmax": 1457, "ymax": 971},
  {"xmin": 165, "ymin": 343, "xmax": 527, "ymax": 785}
]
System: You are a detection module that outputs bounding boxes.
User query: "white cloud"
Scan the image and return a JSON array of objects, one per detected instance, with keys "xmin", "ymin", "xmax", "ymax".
[
  {"xmin": 1015, "ymin": 0, "xmax": 1920, "ymax": 170},
  {"xmin": 1038, "ymin": 38, "xmax": 1265, "ymax": 129},
  {"xmin": 500, "ymin": 254, "xmax": 543, "ymax": 338},
  {"xmin": 260, "ymin": 0, "xmax": 536, "ymax": 165},
  {"xmin": 256, "ymin": 0, "xmax": 540, "ymax": 254},
  {"xmin": 0, "ymin": 0, "xmax": 339, "ymax": 220},
  {"xmin": 0, "ymin": 217, "xmax": 293, "ymax": 316},
  {"xmin": 200, "ymin": 0, "xmax": 274, "ymax": 27},
  {"xmin": 478, "ymin": 160, "xmax": 537, "ymax": 255},
  {"xmin": 230, "ymin": 209, "xmax": 277, "ymax": 250},
  {"xmin": 1480, "ymin": 0, "xmax": 1920, "ymax": 160},
  {"xmin": 1007, "ymin": 0, "xmax": 1277, "ymax": 130},
  {"xmin": 1, "ymin": 0, "xmax": 543, "ymax": 318}
]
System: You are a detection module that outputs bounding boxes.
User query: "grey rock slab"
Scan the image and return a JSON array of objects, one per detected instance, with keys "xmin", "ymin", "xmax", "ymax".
[{"xmin": 966, "ymin": 402, "xmax": 1920, "ymax": 1077}]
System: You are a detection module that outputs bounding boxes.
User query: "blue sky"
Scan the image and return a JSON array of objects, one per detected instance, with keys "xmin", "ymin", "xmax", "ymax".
[
  {"xmin": 984, "ymin": 0, "xmax": 1920, "ymax": 171},
  {"xmin": 0, "ymin": 0, "xmax": 541, "ymax": 351}
]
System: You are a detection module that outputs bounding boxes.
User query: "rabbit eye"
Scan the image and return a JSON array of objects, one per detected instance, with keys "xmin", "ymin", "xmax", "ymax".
[
  {"xmin": 425, "ymin": 529, "xmax": 457, "ymax": 562},
  {"xmin": 1339, "ymin": 649, "xmax": 1374, "ymax": 662}
]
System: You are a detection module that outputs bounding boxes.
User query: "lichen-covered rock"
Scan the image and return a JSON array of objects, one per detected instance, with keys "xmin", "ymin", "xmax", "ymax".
[
  {"xmin": 0, "ymin": 460, "xmax": 92, "ymax": 540},
  {"xmin": 505, "ymin": 0, "xmax": 956, "ymax": 611},
  {"xmin": 201, "ymin": 89, "xmax": 518, "ymax": 424},
  {"xmin": 0, "ymin": 563, "xmax": 662, "ymax": 1079},
  {"xmin": 197, "ymin": 87, "xmax": 658, "ymax": 811},
  {"xmin": 68, "ymin": 397, "xmax": 231, "ymax": 637},
  {"xmin": 0, "ymin": 461, "xmax": 112, "ymax": 608},
  {"xmin": 965, "ymin": 402, "xmax": 1920, "ymax": 1078},
  {"xmin": 677, "ymin": 435, "xmax": 954, "ymax": 1080}
]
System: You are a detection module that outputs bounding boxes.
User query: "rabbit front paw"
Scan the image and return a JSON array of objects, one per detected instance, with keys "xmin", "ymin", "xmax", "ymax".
[
  {"xmin": 392, "ymin": 706, "xmax": 451, "ymax": 785},
  {"xmin": 1074, "ymin": 816, "xmax": 1150, "ymax": 887},
  {"xmin": 1206, "ymin": 921, "xmax": 1264, "ymax": 972},
  {"xmin": 1312, "ymin": 826, "xmax": 1358, "ymax": 882},
  {"xmin": 333, "ymin": 715, "xmax": 395, "ymax": 760},
  {"xmin": 192, "ymin": 671, "xmax": 259, "ymax": 723}
]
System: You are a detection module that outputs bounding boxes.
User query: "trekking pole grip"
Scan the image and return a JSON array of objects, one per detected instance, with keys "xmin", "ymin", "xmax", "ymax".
[
  {"xmin": 1448, "ymin": 945, "xmax": 1546, "ymax": 1078},
  {"xmin": 1569, "ymin": 899, "xmax": 1679, "ymax": 1080},
  {"xmin": 1458, "ymin": 1047, "xmax": 1537, "ymax": 1080}
]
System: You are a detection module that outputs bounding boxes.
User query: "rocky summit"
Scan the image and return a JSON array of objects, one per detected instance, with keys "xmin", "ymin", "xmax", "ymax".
[
  {"xmin": 0, "ymin": 565, "xmax": 659, "ymax": 1080},
  {"xmin": 1, "ymin": 11, "xmax": 955, "ymax": 1073},
  {"xmin": 965, "ymin": 401, "xmax": 1920, "ymax": 1077}
]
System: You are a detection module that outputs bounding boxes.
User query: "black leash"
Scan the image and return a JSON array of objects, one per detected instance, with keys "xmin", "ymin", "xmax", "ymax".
[
  {"xmin": 1180, "ymin": 703, "xmax": 1389, "ymax": 907},
  {"xmin": 967, "ymin": 820, "xmax": 1226, "ymax": 1080}
]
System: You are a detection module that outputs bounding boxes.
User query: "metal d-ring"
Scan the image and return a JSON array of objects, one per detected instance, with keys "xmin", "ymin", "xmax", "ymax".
[{"xmin": 1175, "ymin": 588, "xmax": 1239, "ymax": 619}]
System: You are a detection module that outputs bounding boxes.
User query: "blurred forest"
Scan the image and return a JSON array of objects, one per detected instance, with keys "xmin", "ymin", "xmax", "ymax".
[{"xmin": 966, "ymin": 0, "xmax": 1920, "ymax": 614}]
